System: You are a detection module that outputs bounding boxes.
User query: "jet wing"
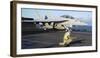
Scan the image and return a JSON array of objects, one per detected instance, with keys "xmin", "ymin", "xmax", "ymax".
[
  {"xmin": 22, "ymin": 16, "xmax": 69, "ymax": 23},
  {"xmin": 33, "ymin": 20, "xmax": 69, "ymax": 23}
]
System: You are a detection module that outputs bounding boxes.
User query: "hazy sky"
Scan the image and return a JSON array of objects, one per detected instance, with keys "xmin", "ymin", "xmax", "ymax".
[{"xmin": 21, "ymin": 8, "xmax": 92, "ymax": 26}]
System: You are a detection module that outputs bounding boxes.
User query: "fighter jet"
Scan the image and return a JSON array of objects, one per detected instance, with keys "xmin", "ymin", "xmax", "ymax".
[{"xmin": 22, "ymin": 15, "xmax": 87, "ymax": 30}]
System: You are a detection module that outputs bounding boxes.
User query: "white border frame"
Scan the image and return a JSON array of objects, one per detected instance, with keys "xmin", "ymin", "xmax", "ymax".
[{"xmin": 16, "ymin": 3, "xmax": 96, "ymax": 55}]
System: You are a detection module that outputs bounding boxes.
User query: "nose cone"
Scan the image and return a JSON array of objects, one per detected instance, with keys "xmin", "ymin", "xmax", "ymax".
[{"xmin": 72, "ymin": 19, "xmax": 88, "ymax": 26}]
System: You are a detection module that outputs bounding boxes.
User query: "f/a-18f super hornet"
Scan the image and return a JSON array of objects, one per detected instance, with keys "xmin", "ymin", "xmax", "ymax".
[{"xmin": 22, "ymin": 15, "xmax": 88, "ymax": 46}]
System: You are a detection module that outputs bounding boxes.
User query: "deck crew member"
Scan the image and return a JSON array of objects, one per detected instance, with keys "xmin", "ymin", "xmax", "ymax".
[{"xmin": 59, "ymin": 25, "xmax": 72, "ymax": 46}]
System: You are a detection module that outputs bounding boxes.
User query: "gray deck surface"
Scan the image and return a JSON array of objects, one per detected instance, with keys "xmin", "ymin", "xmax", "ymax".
[{"xmin": 22, "ymin": 31, "xmax": 92, "ymax": 49}]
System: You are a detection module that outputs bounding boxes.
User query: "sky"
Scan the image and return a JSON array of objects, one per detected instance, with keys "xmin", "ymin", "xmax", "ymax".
[{"xmin": 21, "ymin": 8, "xmax": 92, "ymax": 26}]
